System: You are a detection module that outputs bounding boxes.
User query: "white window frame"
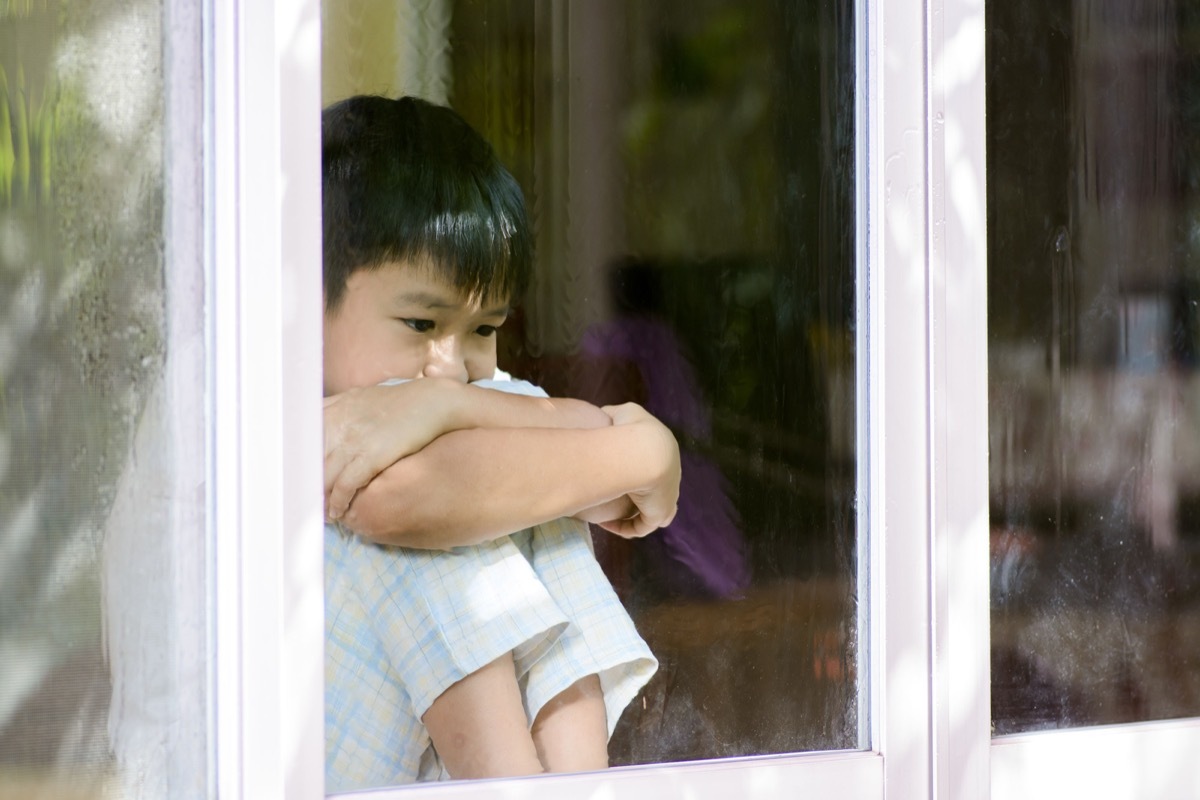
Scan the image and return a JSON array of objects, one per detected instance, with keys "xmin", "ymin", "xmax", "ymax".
[
  {"xmin": 204, "ymin": 0, "xmax": 1200, "ymax": 798},
  {"xmin": 209, "ymin": 0, "xmax": 325, "ymax": 797}
]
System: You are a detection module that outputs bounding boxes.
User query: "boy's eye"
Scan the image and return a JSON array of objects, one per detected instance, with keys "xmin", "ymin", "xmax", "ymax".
[
  {"xmin": 401, "ymin": 318, "xmax": 435, "ymax": 333},
  {"xmin": 475, "ymin": 325, "xmax": 498, "ymax": 337}
]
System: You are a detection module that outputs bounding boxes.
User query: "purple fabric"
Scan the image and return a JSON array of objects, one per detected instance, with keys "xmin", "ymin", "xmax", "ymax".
[{"xmin": 583, "ymin": 318, "xmax": 750, "ymax": 599}]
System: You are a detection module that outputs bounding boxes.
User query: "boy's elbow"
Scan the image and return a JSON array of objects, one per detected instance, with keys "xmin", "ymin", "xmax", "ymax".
[
  {"xmin": 341, "ymin": 468, "xmax": 435, "ymax": 548},
  {"xmin": 341, "ymin": 499, "xmax": 404, "ymax": 544},
  {"xmin": 343, "ymin": 470, "xmax": 458, "ymax": 551},
  {"xmin": 343, "ymin": 502, "xmax": 449, "ymax": 549}
]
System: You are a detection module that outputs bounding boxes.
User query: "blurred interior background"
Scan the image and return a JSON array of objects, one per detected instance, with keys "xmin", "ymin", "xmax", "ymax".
[{"xmin": 987, "ymin": 0, "xmax": 1200, "ymax": 733}]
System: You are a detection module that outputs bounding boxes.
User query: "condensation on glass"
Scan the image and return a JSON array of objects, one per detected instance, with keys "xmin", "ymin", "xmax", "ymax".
[
  {"xmin": 988, "ymin": 0, "xmax": 1200, "ymax": 734},
  {"xmin": 0, "ymin": 2, "xmax": 207, "ymax": 798},
  {"xmin": 322, "ymin": 0, "xmax": 857, "ymax": 781}
]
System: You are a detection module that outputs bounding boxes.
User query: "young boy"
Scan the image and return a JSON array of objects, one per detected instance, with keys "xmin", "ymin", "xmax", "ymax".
[{"xmin": 320, "ymin": 95, "xmax": 679, "ymax": 791}]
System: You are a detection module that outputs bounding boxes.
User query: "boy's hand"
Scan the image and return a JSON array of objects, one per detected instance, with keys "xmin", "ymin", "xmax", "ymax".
[
  {"xmin": 324, "ymin": 380, "xmax": 463, "ymax": 520},
  {"xmin": 593, "ymin": 403, "xmax": 681, "ymax": 538}
]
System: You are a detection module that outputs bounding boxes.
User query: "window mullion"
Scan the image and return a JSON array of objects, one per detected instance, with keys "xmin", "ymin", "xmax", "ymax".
[
  {"xmin": 868, "ymin": 0, "xmax": 937, "ymax": 796},
  {"xmin": 210, "ymin": 0, "xmax": 324, "ymax": 798},
  {"xmin": 926, "ymin": 0, "xmax": 991, "ymax": 797}
]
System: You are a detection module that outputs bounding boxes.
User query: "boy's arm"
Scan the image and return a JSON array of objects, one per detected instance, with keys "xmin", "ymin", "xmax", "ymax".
[
  {"xmin": 339, "ymin": 403, "xmax": 680, "ymax": 549},
  {"xmin": 324, "ymin": 378, "xmax": 612, "ymax": 520}
]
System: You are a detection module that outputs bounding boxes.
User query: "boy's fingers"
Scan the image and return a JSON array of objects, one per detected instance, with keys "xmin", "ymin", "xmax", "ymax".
[
  {"xmin": 649, "ymin": 505, "xmax": 678, "ymax": 529},
  {"xmin": 324, "ymin": 447, "xmax": 350, "ymax": 496},
  {"xmin": 326, "ymin": 468, "xmax": 349, "ymax": 520},
  {"xmin": 329, "ymin": 451, "xmax": 406, "ymax": 520},
  {"xmin": 596, "ymin": 496, "xmax": 678, "ymax": 538},
  {"xmin": 595, "ymin": 519, "xmax": 631, "ymax": 537},
  {"xmin": 599, "ymin": 402, "xmax": 647, "ymax": 427},
  {"xmin": 327, "ymin": 480, "xmax": 349, "ymax": 520},
  {"xmin": 324, "ymin": 436, "xmax": 367, "ymax": 494},
  {"xmin": 597, "ymin": 515, "xmax": 654, "ymax": 539},
  {"xmin": 327, "ymin": 455, "xmax": 377, "ymax": 519}
]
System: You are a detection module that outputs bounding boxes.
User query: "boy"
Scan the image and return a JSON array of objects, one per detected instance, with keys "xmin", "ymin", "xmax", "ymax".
[{"xmin": 321, "ymin": 95, "xmax": 679, "ymax": 790}]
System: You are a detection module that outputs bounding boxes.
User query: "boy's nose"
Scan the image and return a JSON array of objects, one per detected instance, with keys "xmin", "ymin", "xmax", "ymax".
[{"xmin": 421, "ymin": 338, "xmax": 469, "ymax": 382}]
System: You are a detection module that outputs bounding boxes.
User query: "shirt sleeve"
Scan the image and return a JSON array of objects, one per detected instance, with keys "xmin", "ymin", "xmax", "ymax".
[{"xmin": 471, "ymin": 376, "xmax": 550, "ymax": 399}]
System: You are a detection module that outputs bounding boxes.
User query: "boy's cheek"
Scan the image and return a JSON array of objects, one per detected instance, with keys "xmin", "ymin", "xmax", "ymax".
[
  {"xmin": 321, "ymin": 345, "xmax": 356, "ymax": 395},
  {"xmin": 467, "ymin": 355, "xmax": 499, "ymax": 383},
  {"xmin": 323, "ymin": 360, "xmax": 377, "ymax": 397}
]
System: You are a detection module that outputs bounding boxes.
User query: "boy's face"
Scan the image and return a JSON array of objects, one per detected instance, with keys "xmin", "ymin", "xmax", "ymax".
[{"xmin": 323, "ymin": 258, "xmax": 509, "ymax": 395}]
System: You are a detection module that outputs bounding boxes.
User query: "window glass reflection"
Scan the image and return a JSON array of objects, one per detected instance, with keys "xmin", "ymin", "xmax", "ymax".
[
  {"xmin": 322, "ymin": 0, "xmax": 857, "ymax": 780},
  {"xmin": 989, "ymin": 0, "xmax": 1200, "ymax": 733},
  {"xmin": 0, "ymin": 1, "xmax": 208, "ymax": 796}
]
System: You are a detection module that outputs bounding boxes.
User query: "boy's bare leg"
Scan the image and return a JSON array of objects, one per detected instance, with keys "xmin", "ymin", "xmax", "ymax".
[
  {"xmin": 530, "ymin": 674, "xmax": 609, "ymax": 773},
  {"xmin": 422, "ymin": 652, "xmax": 544, "ymax": 779}
]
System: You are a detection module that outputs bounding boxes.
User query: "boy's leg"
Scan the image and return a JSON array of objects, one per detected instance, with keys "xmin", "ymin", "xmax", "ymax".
[
  {"xmin": 516, "ymin": 519, "xmax": 657, "ymax": 774},
  {"xmin": 529, "ymin": 673, "xmax": 609, "ymax": 773},
  {"xmin": 422, "ymin": 652, "xmax": 545, "ymax": 779}
]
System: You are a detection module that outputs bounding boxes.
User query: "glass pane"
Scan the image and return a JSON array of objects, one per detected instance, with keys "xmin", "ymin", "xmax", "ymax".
[
  {"xmin": 0, "ymin": 1, "xmax": 208, "ymax": 796},
  {"xmin": 988, "ymin": 0, "xmax": 1200, "ymax": 733},
  {"xmin": 321, "ymin": 0, "xmax": 856, "ymax": 788}
]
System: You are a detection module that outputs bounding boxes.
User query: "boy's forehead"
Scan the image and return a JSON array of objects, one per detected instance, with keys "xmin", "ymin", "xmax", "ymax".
[{"xmin": 374, "ymin": 258, "xmax": 511, "ymax": 310}]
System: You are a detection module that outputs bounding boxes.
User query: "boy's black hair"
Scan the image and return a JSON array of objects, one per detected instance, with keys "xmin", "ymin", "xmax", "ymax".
[{"xmin": 322, "ymin": 95, "xmax": 533, "ymax": 310}]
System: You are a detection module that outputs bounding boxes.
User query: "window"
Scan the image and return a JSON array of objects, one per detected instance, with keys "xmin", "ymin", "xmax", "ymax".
[
  {"xmin": 0, "ymin": 3, "xmax": 210, "ymax": 797},
  {"xmin": 988, "ymin": 0, "xmax": 1200, "ymax": 733},
  {"xmin": 15, "ymin": 0, "xmax": 1200, "ymax": 798},
  {"xmin": 987, "ymin": 1, "xmax": 1200, "ymax": 795},
  {"xmin": 313, "ymin": 0, "xmax": 961, "ymax": 796},
  {"xmin": 322, "ymin": 1, "xmax": 859, "ymax": 785}
]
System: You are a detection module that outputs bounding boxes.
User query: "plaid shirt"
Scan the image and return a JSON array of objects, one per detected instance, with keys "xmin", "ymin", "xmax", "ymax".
[{"xmin": 324, "ymin": 380, "xmax": 657, "ymax": 791}]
